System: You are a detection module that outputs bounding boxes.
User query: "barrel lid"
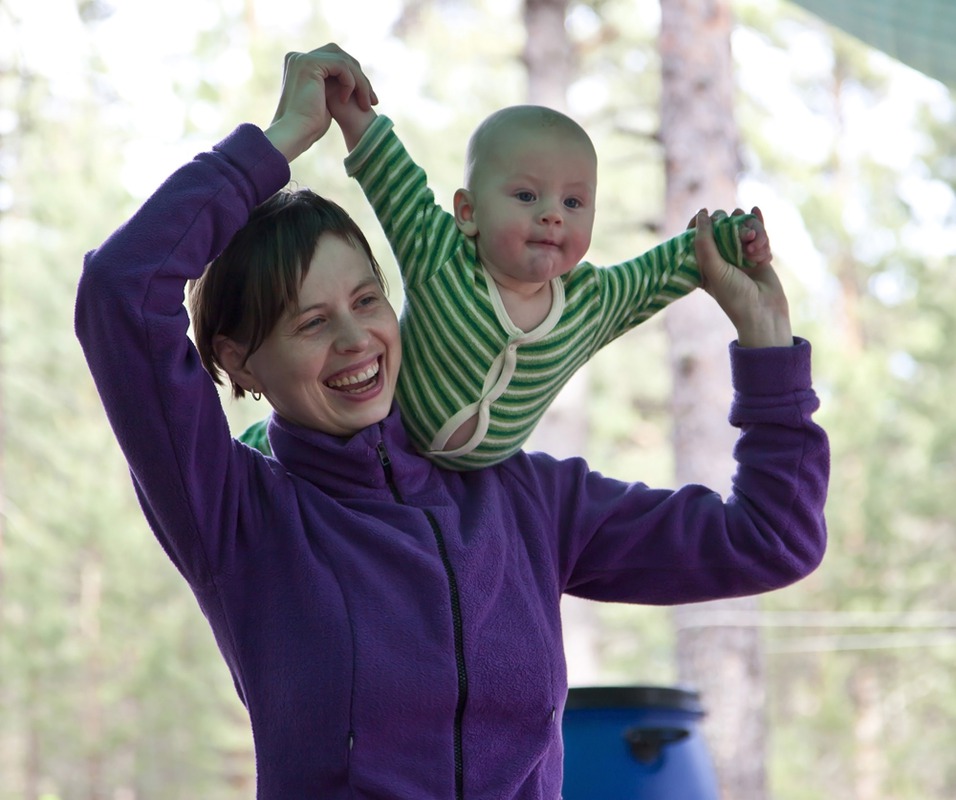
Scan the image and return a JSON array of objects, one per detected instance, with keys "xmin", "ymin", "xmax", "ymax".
[{"xmin": 565, "ymin": 685, "xmax": 704, "ymax": 713}]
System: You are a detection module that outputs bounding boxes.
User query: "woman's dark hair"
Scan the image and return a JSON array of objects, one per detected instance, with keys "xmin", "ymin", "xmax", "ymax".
[{"xmin": 189, "ymin": 188, "xmax": 387, "ymax": 398}]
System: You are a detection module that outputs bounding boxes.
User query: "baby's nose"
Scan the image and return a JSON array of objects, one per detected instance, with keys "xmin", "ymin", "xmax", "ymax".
[{"xmin": 539, "ymin": 203, "xmax": 563, "ymax": 224}]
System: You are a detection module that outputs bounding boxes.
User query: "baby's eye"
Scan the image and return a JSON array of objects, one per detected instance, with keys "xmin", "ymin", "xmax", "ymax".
[
  {"xmin": 515, "ymin": 190, "xmax": 536, "ymax": 202},
  {"xmin": 564, "ymin": 197, "xmax": 583, "ymax": 209}
]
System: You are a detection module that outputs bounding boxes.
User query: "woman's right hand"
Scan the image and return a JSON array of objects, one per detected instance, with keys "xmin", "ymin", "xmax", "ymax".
[{"xmin": 264, "ymin": 44, "xmax": 378, "ymax": 163}]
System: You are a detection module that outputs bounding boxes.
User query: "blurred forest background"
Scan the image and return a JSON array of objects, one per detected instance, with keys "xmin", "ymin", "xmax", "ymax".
[{"xmin": 2, "ymin": 0, "xmax": 956, "ymax": 797}]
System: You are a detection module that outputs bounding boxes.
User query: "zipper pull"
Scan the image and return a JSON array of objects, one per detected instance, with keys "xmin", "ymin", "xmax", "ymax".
[
  {"xmin": 375, "ymin": 436, "xmax": 401, "ymax": 502},
  {"xmin": 375, "ymin": 441, "xmax": 395, "ymax": 484}
]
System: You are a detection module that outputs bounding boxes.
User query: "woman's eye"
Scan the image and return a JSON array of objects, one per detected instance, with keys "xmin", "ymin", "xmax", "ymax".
[
  {"xmin": 301, "ymin": 317, "xmax": 325, "ymax": 330},
  {"xmin": 515, "ymin": 191, "xmax": 535, "ymax": 202},
  {"xmin": 357, "ymin": 294, "xmax": 379, "ymax": 308}
]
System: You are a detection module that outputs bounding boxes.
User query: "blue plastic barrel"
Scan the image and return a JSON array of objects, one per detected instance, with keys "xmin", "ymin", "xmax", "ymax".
[{"xmin": 561, "ymin": 685, "xmax": 718, "ymax": 800}]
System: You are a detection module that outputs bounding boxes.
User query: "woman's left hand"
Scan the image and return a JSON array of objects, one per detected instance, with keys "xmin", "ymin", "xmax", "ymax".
[{"xmin": 691, "ymin": 207, "xmax": 793, "ymax": 348}]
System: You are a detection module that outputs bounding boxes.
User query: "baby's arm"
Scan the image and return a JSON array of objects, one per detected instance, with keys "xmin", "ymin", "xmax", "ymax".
[
  {"xmin": 325, "ymin": 59, "xmax": 379, "ymax": 151},
  {"xmin": 321, "ymin": 47, "xmax": 460, "ymax": 288},
  {"xmin": 592, "ymin": 208, "xmax": 766, "ymax": 346}
]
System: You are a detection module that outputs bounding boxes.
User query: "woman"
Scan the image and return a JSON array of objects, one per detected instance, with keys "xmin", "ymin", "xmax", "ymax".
[{"xmin": 76, "ymin": 45, "xmax": 828, "ymax": 799}]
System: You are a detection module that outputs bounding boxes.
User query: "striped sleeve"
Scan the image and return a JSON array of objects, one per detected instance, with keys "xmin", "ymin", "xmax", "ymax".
[
  {"xmin": 344, "ymin": 116, "xmax": 462, "ymax": 287},
  {"xmin": 593, "ymin": 216, "xmax": 758, "ymax": 346}
]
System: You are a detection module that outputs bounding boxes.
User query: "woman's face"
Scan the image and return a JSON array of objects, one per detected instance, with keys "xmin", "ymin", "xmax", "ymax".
[{"xmin": 243, "ymin": 235, "xmax": 401, "ymax": 437}]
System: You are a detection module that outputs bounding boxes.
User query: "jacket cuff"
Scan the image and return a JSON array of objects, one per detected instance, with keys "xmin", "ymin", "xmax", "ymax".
[
  {"xmin": 730, "ymin": 337, "xmax": 811, "ymax": 395},
  {"xmin": 214, "ymin": 123, "xmax": 291, "ymax": 205}
]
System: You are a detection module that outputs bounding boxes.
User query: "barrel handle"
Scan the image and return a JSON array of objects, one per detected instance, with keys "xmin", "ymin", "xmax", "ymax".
[{"xmin": 623, "ymin": 726, "xmax": 690, "ymax": 764}]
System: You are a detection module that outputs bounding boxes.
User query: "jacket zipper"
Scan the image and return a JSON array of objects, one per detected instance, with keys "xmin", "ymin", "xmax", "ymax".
[{"xmin": 376, "ymin": 439, "xmax": 468, "ymax": 800}]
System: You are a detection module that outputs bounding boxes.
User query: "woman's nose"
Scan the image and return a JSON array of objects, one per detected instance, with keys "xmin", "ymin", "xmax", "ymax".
[{"xmin": 333, "ymin": 316, "xmax": 371, "ymax": 352}]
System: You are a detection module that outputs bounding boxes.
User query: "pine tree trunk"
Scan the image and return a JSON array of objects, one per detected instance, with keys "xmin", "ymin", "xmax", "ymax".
[
  {"xmin": 850, "ymin": 664, "xmax": 886, "ymax": 800},
  {"xmin": 658, "ymin": 1, "xmax": 768, "ymax": 797},
  {"xmin": 520, "ymin": 0, "xmax": 603, "ymax": 686},
  {"xmin": 520, "ymin": 0, "xmax": 581, "ymax": 464},
  {"xmin": 522, "ymin": 0, "xmax": 574, "ymax": 109},
  {"xmin": 80, "ymin": 557, "xmax": 105, "ymax": 800}
]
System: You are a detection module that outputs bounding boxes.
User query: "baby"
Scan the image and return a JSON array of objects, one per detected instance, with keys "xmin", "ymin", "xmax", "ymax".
[{"xmin": 242, "ymin": 80, "xmax": 771, "ymax": 470}]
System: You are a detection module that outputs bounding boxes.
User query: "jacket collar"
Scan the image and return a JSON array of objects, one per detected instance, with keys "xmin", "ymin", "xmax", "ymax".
[{"xmin": 266, "ymin": 404, "xmax": 430, "ymax": 498}]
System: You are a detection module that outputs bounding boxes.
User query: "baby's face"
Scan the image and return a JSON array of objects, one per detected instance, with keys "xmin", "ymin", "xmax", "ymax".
[{"xmin": 465, "ymin": 124, "xmax": 597, "ymax": 292}]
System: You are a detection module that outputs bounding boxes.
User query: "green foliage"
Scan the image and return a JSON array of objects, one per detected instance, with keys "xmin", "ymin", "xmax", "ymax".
[
  {"xmin": 1, "ymin": 6, "xmax": 254, "ymax": 797},
  {"xmin": 735, "ymin": 2, "xmax": 956, "ymax": 797}
]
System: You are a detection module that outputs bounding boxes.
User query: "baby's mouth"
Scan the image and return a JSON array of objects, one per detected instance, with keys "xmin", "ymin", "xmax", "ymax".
[{"xmin": 325, "ymin": 359, "xmax": 380, "ymax": 394}]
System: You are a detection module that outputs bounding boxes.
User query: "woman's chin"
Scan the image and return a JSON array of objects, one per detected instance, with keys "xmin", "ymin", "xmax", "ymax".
[{"xmin": 327, "ymin": 376, "xmax": 394, "ymax": 432}]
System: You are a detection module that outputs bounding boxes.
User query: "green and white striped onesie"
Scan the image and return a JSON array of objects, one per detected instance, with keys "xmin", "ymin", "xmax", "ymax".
[{"xmin": 345, "ymin": 115, "xmax": 755, "ymax": 471}]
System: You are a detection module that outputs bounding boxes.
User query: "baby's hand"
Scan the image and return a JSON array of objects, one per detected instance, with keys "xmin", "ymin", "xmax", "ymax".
[
  {"xmin": 737, "ymin": 206, "xmax": 772, "ymax": 267},
  {"xmin": 324, "ymin": 47, "xmax": 379, "ymax": 151}
]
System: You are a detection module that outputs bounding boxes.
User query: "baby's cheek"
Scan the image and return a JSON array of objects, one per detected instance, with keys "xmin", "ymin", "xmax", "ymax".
[{"xmin": 490, "ymin": 228, "xmax": 522, "ymax": 255}]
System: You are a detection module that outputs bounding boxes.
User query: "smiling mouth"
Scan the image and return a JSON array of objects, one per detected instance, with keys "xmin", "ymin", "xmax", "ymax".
[{"xmin": 325, "ymin": 359, "xmax": 381, "ymax": 394}]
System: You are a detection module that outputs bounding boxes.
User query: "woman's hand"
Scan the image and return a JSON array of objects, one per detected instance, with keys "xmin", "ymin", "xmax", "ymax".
[
  {"xmin": 264, "ymin": 44, "xmax": 378, "ymax": 163},
  {"xmin": 692, "ymin": 207, "xmax": 793, "ymax": 348}
]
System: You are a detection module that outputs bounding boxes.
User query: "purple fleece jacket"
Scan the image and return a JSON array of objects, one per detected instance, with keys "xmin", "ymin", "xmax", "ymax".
[{"xmin": 75, "ymin": 123, "xmax": 829, "ymax": 799}]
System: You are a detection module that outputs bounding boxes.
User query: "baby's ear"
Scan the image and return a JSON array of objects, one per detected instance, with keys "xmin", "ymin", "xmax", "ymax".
[{"xmin": 453, "ymin": 188, "xmax": 479, "ymax": 237}]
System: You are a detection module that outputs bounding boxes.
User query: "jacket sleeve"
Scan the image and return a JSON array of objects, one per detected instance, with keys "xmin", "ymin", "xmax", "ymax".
[
  {"xmin": 74, "ymin": 124, "xmax": 291, "ymax": 586},
  {"xmin": 528, "ymin": 338, "xmax": 829, "ymax": 604}
]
